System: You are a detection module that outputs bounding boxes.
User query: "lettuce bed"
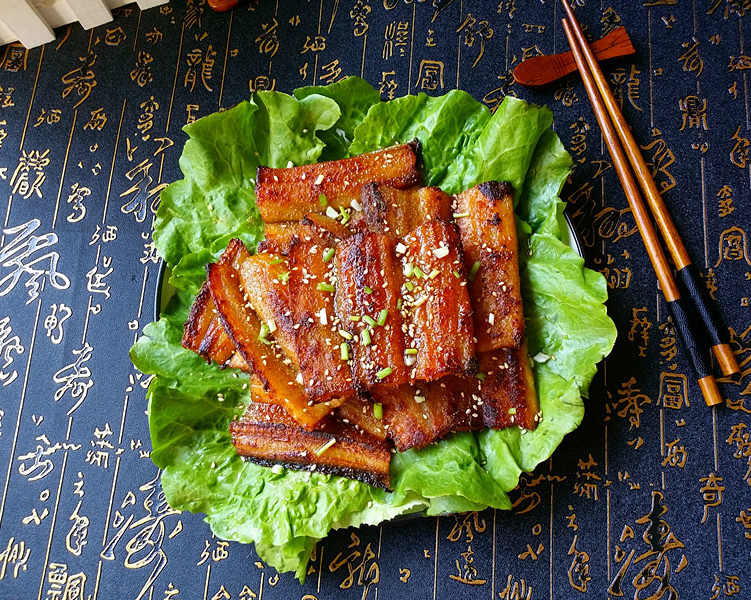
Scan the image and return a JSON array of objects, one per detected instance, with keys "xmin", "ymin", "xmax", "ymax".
[{"xmin": 130, "ymin": 77, "xmax": 616, "ymax": 580}]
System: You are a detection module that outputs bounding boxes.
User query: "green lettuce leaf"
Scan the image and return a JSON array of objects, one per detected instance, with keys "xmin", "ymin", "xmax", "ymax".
[{"xmin": 132, "ymin": 77, "xmax": 616, "ymax": 580}]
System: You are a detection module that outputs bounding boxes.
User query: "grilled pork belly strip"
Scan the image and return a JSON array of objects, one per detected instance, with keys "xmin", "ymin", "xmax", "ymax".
[
  {"xmin": 453, "ymin": 181, "xmax": 524, "ymax": 352},
  {"xmin": 357, "ymin": 184, "xmax": 452, "ymax": 237},
  {"xmin": 475, "ymin": 343, "xmax": 539, "ymax": 431},
  {"xmin": 334, "ymin": 232, "xmax": 409, "ymax": 388},
  {"xmin": 288, "ymin": 238, "xmax": 356, "ymax": 402},
  {"xmin": 207, "ymin": 255, "xmax": 332, "ymax": 429},
  {"xmin": 231, "ymin": 402, "xmax": 391, "ymax": 489},
  {"xmin": 260, "ymin": 212, "xmax": 353, "ymax": 255},
  {"xmin": 256, "ymin": 141, "xmax": 422, "ymax": 223},
  {"xmin": 182, "ymin": 283, "xmax": 236, "ymax": 365},
  {"xmin": 401, "ymin": 220, "xmax": 475, "ymax": 381}
]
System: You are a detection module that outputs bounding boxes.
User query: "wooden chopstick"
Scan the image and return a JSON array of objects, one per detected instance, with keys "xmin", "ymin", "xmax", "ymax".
[
  {"xmin": 558, "ymin": 6, "xmax": 740, "ymax": 380},
  {"xmin": 559, "ymin": 17, "xmax": 723, "ymax": 407}
]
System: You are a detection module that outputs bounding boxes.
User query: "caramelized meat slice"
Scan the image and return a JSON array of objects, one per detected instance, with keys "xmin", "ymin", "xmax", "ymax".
[
  {"xmin": 230, "ymin": 402, "xmax": 391, "ymax": 489},
  {"xmin": 401, "ymin": 221, "xmax": 475, "ymax": 381},
  {"xmin": 373, "ymin": 380, "xmax": 481, "ymax": 452},
  {"xmin": 256, "ymin": 141, "xmax": 422, "ymax": 223},
  {"xmin": 358, "ymin": 184, "xmax": 452, "ymax": 238},
  {"xmin": 182, "ymin": 283, "xmax": 235, "ymax": 365},
  {"xmin": 207, "ymin": 257, "xmax": 332, "ymax": 429},
  {"xmin": 453, "ymin": 181, "xmax": 524, "ymax": 351},
  {"xmin": 475, "ymin": 342, "xmax": 539, "ymax": 431},
  {"xmin": 288, "ymin": 238, "xmax": 355, "ymax": 402},
  {"xmin": 235, "ymin": 251, "xmax": 297, "ymax": 365},
  {"xmin": 334, "ymin": 232, "xmax": 409, "ymax": 388},
  {"xmin": 259, "ymin": 213, "xmax": 354, "ymax": 255},
  {"xmin": 333, "ymin": 395, "xmax": 388, "ymax": 441}
]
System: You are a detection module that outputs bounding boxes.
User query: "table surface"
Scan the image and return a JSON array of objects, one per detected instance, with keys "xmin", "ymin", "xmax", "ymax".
[{"xmin": 0, "ymin": 1, "xmax": 750, "ymax": 599}]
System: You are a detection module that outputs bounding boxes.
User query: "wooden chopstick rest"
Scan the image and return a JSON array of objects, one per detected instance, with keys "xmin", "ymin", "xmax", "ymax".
[{"xmin": 514, "ymin": 27, "xmax": 635, "ymax": 87}]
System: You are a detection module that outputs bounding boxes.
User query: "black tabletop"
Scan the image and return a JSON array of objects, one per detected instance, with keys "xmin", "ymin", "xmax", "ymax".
[{"xmin": 0, "ymin": 1, "xmax": 750, "ymax": 598}]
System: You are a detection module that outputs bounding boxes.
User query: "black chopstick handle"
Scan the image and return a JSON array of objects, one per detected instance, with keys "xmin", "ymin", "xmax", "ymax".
[
  {"xmin": 675, "ymin": 263, "xmax": 728, "ymax": 349},
  {"xmin": 666, "ymin": 295, "xmax": 712, "ymax": 380}
]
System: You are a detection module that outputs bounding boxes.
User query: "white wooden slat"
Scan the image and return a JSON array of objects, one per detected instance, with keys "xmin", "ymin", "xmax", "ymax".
[
  {"xmin": 64, "ymin": 0, "xmax": 113, "ymax": 29},
  {"xmin": 0, "ymin": 0, "xmax": 55, "ymax": 48},
  {"xmin": 134, "ymin": 0, "xmax": 168, "ymax": 9}
]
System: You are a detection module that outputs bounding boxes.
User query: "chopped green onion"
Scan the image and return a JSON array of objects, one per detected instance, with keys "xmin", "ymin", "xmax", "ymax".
[
  {"xmin": 433, "ymin": 246, "xmax": 450, "ymax": 258},
  {"xmin": 413, "ymin": 296, "xmax": 427, "ymax": 307},
  {"xmin": 278, "ymin": 271, "xmax": 290, "ymax": 283},
  {"xmin": 266, "ymin": 319, "xmax": 277, "ymax": 333},
  {"xmin": 364, "ymin": 286, "xmax": 373, "ymax": 294},
  {"xmin": 397, "ymin": 298, "xmax": 403, "ymax": 310},
  {"xmin": 258, "ymin": 323, "xmax": 272, "ymax": 345},
  {"xmin": 412, "ymin": 266, "xmax": 425, "ymax": 279},
  {"xmin": 338, "ymin": 329, "xmax": 353, "ymax": 340},
  {"xmin": 404, "ymin": 281, "xmax": 415, "ymax": 292},
  {"xmin": 377, "ymin": 309, "xmax": 388, "ymax": 326},
  {"xmin": 452, "ymin": 212, "xmax": 469, "ymax": 218},
  {"xmin": 317, "ymin": 282, "xmax": 335, "ymax": 292},
  {"xmin": 507, "ymin": 407, "xmax": 517, "ymax": 415},
  {"xmin": 323, "ymin": 247, "xmax": 335, "ymax": 262},
  {"xmin": 373, "ymin": 403, "xmax": 383, "ymax": 419},
  {"xmin": 350, "ymin": 315, "xmax": 361, "ymax": 322},
  {"xmin": 403, "ymin": 263, "xmax": 414, "ymax": 277},
  {"xmin": 428, "ymin": 269, "xmax": 440, "ymax": 279},
  {"xmin": 476, "ymin": 371, "xmax": 487, "ymax": 381},
  {"xmin": 361, "ymin": 329, "xmax": 371, "ymax": 346},
  {"xmin": 452, "ymin": 270, "xmax": 461, "ymax": 279},
  {"xmin": 339, "ymin": 206, "xmax": 351, "ymax": 225},
  {"xmin": 468, "ymin": 261, "xmax": 481, "ymax": 282},
  {"xmin": 362, "ymin": 315, "xmax": 378, "ymax": 327},
  {"xmin": 405, "ymin": 348, "xmax": 418, "ymax": 355},
  {"xmin": 325, "ymin": 206, "xmax": 339, "ymax": 219},
  {"xmin": 315, "ymin": 437, "xmax": 337, "ymax": 456},
  {"xmin": 269, "ymin": 257, "xmax": 285, "ymax": 265},
  {"xmin": 376, "ymin": 367, "xmax": 393, "ymax": 380},
  {"xmin": 319, "ymin": 193, "xmax": 328, "ymax": 206},
  {"xmin": 340, "ymin": 343, "xmax": 350, "ymax": 361}
]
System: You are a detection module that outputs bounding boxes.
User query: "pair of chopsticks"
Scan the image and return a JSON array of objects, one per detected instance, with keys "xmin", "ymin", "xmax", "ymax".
[{"xmin": 559, "ymin": 2, "xmax": 741, "ymax": 407}]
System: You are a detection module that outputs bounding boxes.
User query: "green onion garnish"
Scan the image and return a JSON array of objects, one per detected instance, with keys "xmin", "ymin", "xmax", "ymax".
[
  {"xmin": 319, "ymin": 193, "xmax": 328, "ymax": 206},
  {"xmin": 338, "ymin": 329, "xmax": 353, "ymax": 340},
  {"xmin": 404, "ymin": 281, "xmax": 414, "ymax": 292},
  {"xmin": 350, "ymin": 315, "xmax": 361, "ymax": 322},
  {"xmin": 270, "ymin": 258, "xmax": 285, "ymax": 265},
  {"xmin": 258, "ymin": 323, "xmax": 272, "ymax": 345},
  {"xmin": 361, "ymin": 329, "xmax": 371, "ymax": 346},
  {"xmin": 476, "ymin": 371, "xmax": 487, "ymax": 381},
  {"xmin": 339, "ymin": 206, "xmax": 350, "ymax": 225},
  {"xmin": 452, "ymin": 270, "xmax": 461, "ymax": 279},
  {"xmin": 428, "ymin": 269, "xmax": 440, "ymax": 279},
  {"xmin": 453, "ymin": 212, "xmax": 469, "ymax": 218},
  {"xmin": 376, "ymin": 367, "xmax": 393, "ymax": 380},
  {"xmin": 315, "ymin": 437, "xmax": 337, "ymax": 456},
  {"xmin": 412, "ymin": 266, "xmax": 425, "ymax": 279},
  {"xmin": 468, "ymin": 261, "xmax": 481, "ymax": 282},
  {"xmin": 397, "ymin": 298, "xmax": 403, "ymax": 310},
  {"xmin": 340, "ymin": 343, "xmax": 350, "ymax": 361},
  {"xmin": 323, "ymin": 247, "xmax": 335, "ymax": 262},
  {"xmin": 377, "ymin": 309, "xmax": 388, "ymax": 326},
  {"xmin": 317, "ymin": 282, "xmax": 335, "ymax": 292},
  {"xmin": 406, "ymin": 348, "xmax": 418, "ymax": 355},
  {"xmin": 363, "ymin": 315, "xmax": 378, "ymax": 327},
  {"xmin": 373, "ymin": 403, "xmax": 383, "ymax": 419},
  {"xmin": 278, "ymin": 271, "xmax": 290, "ymax": 283},
  {"xmin": 364, "ymin": 286, "xmax": 373, "ymax": 294},
  {"xmin": 508, "ymin": 407, "xmax": 517, "ymax": 415}
]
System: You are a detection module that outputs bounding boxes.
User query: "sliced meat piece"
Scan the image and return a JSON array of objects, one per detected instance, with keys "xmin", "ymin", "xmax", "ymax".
[
  {"xmin": 207, "ymin": 256, "xmax": 332, "ymax": 429},
  {"xmin": 334, "ymin": 232, "xmax": 408, "ymax": 388},
  {"xmin": 475, "ymin": 342, "xmax": 539, "ymax": 431},
  {"xmin": 453, "ymin": 181, "xmax": 524, "ymax": 351},
  {"xmin": 288, "ymin": 238, "xmax": 355, "ymax": 402},
  {"xmin": 182, "ymin": 282, "xmax": 235, "ymax": 365},
  {"xmin": 231, "ymin": 402, "xmax": 391, "ymax": 489},
  {"xmin": 333, "ymin": 395, "xmax": 388, "ymax": 441},
  {"xmin": 357, "ymin": 184, "xmax": 452, "ymax": 238},
  {"xmin": 400, "ymin": 220, "xmax": 475, "ymax": 381},
  {"xmin": 235, "ymin": 251, "xmax": 298, "ymax": 365},
  {"xmin": 256, "ymin": 141, "xmax": 422, "ymax": 223}
]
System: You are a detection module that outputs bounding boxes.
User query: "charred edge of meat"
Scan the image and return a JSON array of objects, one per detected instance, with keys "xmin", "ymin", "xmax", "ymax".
[
  {"xmin": 477, "ymin": 180, "xmax": 514, "ymax": 202},
  {"xmin": 240, "ymin": 456, "xmax": 390, "ymax": 490}
]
